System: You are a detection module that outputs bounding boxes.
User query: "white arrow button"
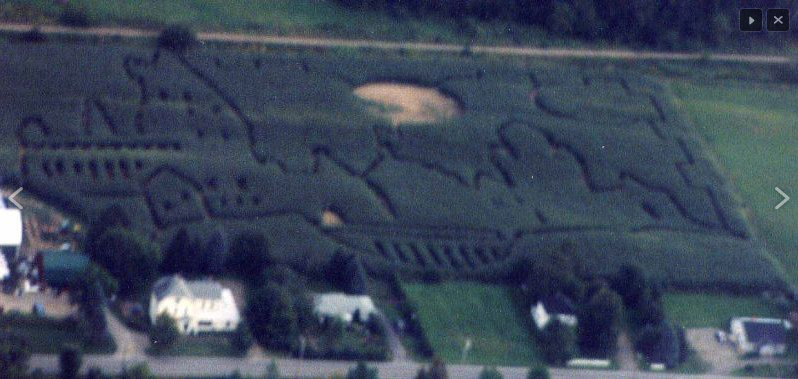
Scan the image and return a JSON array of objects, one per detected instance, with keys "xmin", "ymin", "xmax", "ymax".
[
  {"xmin": 8, "ymin": 187, "xmax": 22, "ymax": 209},
  {"xmin": 776, "ymin": 187, "xmax": 790, "ymax": 209}
]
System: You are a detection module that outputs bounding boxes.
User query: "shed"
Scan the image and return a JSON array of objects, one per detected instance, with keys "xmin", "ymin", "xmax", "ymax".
[
  {"xmin": 312, "ymin": 293, "xmax": 377, "ymax": 324},
  {"xmin": 36, "ymin": 250, "xmax": 90, "ymax": 288}
]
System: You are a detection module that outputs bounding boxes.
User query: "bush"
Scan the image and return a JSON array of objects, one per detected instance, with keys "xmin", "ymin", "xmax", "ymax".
[
  {"xmin": 346, "ymin": 362, "xmax": 379, "ymax": 379},
  {"xmin": 478, "ymin": 367, "xmax": 503, "ymax": 379},
  {"xmin": 538, "ymin": 320, "xmax": 577, "ymax": 366},
  {"xmin": 227, "ymin": 232, "xmax": 270, "ymax": 281},
  {"xmin": 526, "ymin": 365, "xmax": 550, "ymax": 379},
  {"xmin": 17, "ymin": 28, "xmax": 47, "ymax": 43},
  {"xmin": 59, "ymin": 344, "xmax": 83, "ymax": 379},
  {"xmin": 157, "ymin": 24, "xmax": 197, "ymax": 53},
  {"xmin": 578, "ymin": 287, "xmax": 623, "ymax": 357},
  {"xmin": 246, "ymin": 283, "xmax": 299, "ymax": 351},
  {"xmin": 92, "ymin": 228, "xmax": 162, "ymax": 298},
  {"xmin": 0, "ymin": 332, "xmax": 30, "ymax": 379},
  {"xmin": 230, "ymin": 322, "xmax": 254, "ymax": 356},
  {"xmin": 149, "ymin": 314, "xmax": 180, "ymax": 353},
  {"xmin": 59, "ymin": 5, "xmax": 92, "ymax": 27}
]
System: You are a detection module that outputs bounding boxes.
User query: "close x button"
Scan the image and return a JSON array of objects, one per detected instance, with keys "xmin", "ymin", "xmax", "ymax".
[
  {"xmin": 740, "ymin": 9, "xmax": 763, "ymax": 31},
  {"xmin": 767, "ymin": 9, "xmax": 790, "ymax": 32}
]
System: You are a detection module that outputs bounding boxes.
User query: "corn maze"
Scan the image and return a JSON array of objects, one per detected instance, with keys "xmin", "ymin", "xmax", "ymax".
[{"xmin": 0, "ymin": 41, "xmax": 783, "ymax": 289}]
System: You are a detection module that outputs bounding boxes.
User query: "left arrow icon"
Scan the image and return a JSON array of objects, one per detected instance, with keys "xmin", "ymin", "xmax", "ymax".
[
  {"xmin": 8, "ymin": 187, "xmax": 22, "ymax": 210},
  {"xmin": 776, "ymin": 187, "xmax": 790, "ymax": 210}
]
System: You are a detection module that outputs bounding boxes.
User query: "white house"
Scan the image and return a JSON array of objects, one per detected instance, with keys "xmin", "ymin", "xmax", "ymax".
[
  {"xmin": 730, "ymin": 317, "xmax": 792, "ymax": 356},
  {"xmin": 0, "ymin": 196, "xmax": 23, "ymax": 260},
  {"xmin": 312, "ymin": 293, "xmax": 377, "ymax": 325},
  {"xmin": 149, "ymin": 275, "xmax": 240, "ymax": 335},
  {"xmin": 531, "ymin": 292, "xmax": 578, "ymax": 330}
]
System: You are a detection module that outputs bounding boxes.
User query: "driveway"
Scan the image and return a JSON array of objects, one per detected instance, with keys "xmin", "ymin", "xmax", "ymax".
[
  {"xmin": 105, "ymin": 308, "xmax": 148, "ymax": 358},
  {"xmin": 0, "ymin": 290, "xmax": 76, "ymax": 318}
]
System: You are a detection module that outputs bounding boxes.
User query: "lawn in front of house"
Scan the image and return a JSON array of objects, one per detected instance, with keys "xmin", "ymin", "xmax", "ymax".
[
  {"xmin": 149, "ymin": 334, "xmax": 238, "ymax": 357},
  {"xmin": 401, "ymin": 281, "xmax": 541, "ymax": 366},
  {"xmin": 662, "ymin": 292, "xmax": 783, "ymax": 329},
  {"xmin": 0, "ymin": 313, "xmax": 115, "ymax": 354}
]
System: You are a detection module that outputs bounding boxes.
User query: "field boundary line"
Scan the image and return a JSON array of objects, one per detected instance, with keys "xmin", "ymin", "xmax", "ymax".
[{"xmin": 0, "ymin": 22, "xmax": 793, "ymax": 64}]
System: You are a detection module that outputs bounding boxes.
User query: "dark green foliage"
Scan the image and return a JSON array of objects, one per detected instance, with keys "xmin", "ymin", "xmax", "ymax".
[
  {"xmin": 577, "ymin": 287, "xmax": 623, "ymax": 357},
  {"xmin": 478, "ymin": 367, "xmax": 503, "ymax": 379},
  {"xmin": 328, "ymin": 251, "xmax": 369, "ymax": 295},
  {"xmin": 611, "ymin": 265, "xmax": 648, "ymax": 309},
  {"xmin": 635, "ymin": 321, "xmax": 682, "ymax": 368},
  {"xmin": 58, "ymin": 5, "xmax": 92, "ymax": 27},
  {"xmin": 230, "ymin": 322, "xmax": 254, "ymax": 356},
  {"xmin": 538, "ymin": 320, "xmax": 577, "ymax": 366},
  {"xmin": 0, "ymin": 332, "xmax": 30, "ymax": 379},
  {"xmin": 227, "ymin": 232, "xmax": 270, "ymax": 281},
  {"xmin": 149, "ymin": 314, "xmax": 180, "ymax": 353},
  {"xmin": 526, "ymin": 365, "xmax": 550, "ymax": 379},
  {"xmin": 246, "ymin": 283, "xmax": 299, "ymax": 351},
  {"xmin": 85, "ymin": 367, "xmax": 106, "ymax": 379},
  {"xmin": 346, "ymin": 362, "xmax": 379, "ymax": 379},
  {"xmin": 59, "ymin": 344, "xmax": 82, "ymax": 379},
  {"xmin": 92, "ymin": 228, "xmax": 162, "ymax": 298},
  {"xmin": 416, "ymin": 357, "xmax": 449, "ymax": 379},
  {"xmin": 85, "ymin": 204, "xmax": 131, "ymax": 258},
  {"xmin": 16, "ymin": 28, "xmax": 47, "ymax": 43},
  {"xmin": 157, "ymin": 24, "xmax": 197, "ymax": 53},
  {"xmin": 71, "ymin": 278, "xmax": 110, "ymax": 347}
]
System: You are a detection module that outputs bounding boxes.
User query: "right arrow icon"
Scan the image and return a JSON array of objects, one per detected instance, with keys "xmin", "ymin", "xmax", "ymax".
[{"xmin": 776, "ymin": 187, "xmax": 790, "ymax": 209}]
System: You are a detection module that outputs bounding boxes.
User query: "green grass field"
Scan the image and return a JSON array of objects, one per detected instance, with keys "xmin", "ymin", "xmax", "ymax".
[
  {"xmin": 149, "ymin": 334, "xmax": 237, "ymax": 357},
  {"xmin": 401, "ymin": 282, "xmax": 540, "ymax": 366},
  {"xmin": 0, "ymin": 0, "xmax": 569, "ymax": 46},
  {"xmin": 662, "ymin": 292, "xmax": 783, "ymax": 328},
  {"xmin": 674, "ymin": 80, "xmax": 798, "ymax": 285}
]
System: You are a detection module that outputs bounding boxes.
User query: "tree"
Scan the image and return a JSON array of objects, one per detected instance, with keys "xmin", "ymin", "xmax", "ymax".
[
  {"xmin": 201, "ymin": 228, "xmax": 228, "ymax": 275},
  {"xmin": 85, "ymin": 204, "xmax": 130, "ymax": 257},
  {"xmin": 79, "ymin": 280, "xmax": 109, "ymax": 346},
  {"xmin": 611, "ymin": 265, "xmax": 648, "ymax": 309},
  {"xmin": 0, "ymin": 332, "xmax": 30, "ymax": 379},
  {"xmin": 538, "ymin": 319, "xmax": 577, "ymax": 365},
  {"xmin": 85, "ymin": 367, "xmax": 106, "ymax": 379},
  {"xmin": 230, "ymin": 321, "xmax": 254, "ymax": 356},
  {"xmin": 119, "ymin": 363, "xmax": 155, "ymax": 379},
  {"xmin": 478, "ymin": 366, "xmax": 503, "ymax": 379},
  {"xmin": 59, "ymin": 344, "xmax": 83, "ymax": 379},
  {"xmin": 346, "ymin": 361, "xmax": 378, "ymax": 379},
  {"xmin": 161, "ymin": 227, "xmax": 198, "ymax": 275},
  {"xmin": 265, "ymin": 360, "xmax": 280, "ymax": 379},
  {"xmin": 578, "ymin": 287, "xmax": 623, "ymax": 357},
  {"xmin": 227, "ymin": 232, "xmax": 270, "ymax": 281},
  {"xmin": 157, "ymin": 24, "xmax": 197, "ymax": 53},
  {"xmin": 526, "ymin": 364, "xmax": 550, "ymax": 379},
  {"xmin": 92, "ymin": 228, "xmax": 162, "ymax": 298},
  {"xmin": 246, "ymin": 284, "xmax": 299, "ymax": 351},
  {"xmin": 150, "ymin": 314, "xmax": 180, "ymax": 353}
]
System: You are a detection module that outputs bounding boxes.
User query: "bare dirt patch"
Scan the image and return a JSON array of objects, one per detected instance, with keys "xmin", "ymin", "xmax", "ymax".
[
  {"xmin": 321, "ymin": 209, "xmax": 343, "ymax": 227},
  {"xmin": 354, "ymin": 83, "xmax": 461, "ymax": 126}
]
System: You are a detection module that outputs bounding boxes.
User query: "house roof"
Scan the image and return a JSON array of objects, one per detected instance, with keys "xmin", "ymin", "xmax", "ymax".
[
  {"xmin": 40, "ymin": 250, "xmax": 90, "ymax": 287},
  {"xmin": 313, "ymin": 293, "xmax": 376, "ymax": 320},
  {"xmin": 540, "ymin": 292, "xmax": 577, "ymax": 315},
  {"xmin": 742, "ymin": 319, "xmax": 788, "ymax": 345},
  {"xmin": 0, "ymin": 197, "xmax": 22, "ymax": 246},
  {"xmin": 152, "ymin": 275, "xmax": 223, "ymax": 301}
]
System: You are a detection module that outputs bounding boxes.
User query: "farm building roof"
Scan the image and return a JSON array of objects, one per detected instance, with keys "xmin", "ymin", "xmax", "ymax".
[
  {"xmin": 540, "ymin": 292, "xmax": 577, "ymax": 315},
  {"xmin": 0, "ymin": 197, "xmax": 22, "ymax": 247},
  {"xmin": 742, "ymin": 318, "xmax": 788, "ymax": 345},
  {"xmin": 39, "ymin": 250, "xmax": 89, "ymax": 287},
  {"xmin": 152, "ymin": 275, "xmax": 223, "ymax": 301}
]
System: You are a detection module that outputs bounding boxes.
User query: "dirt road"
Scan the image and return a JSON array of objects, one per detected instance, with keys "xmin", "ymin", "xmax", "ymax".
[{"xmin": 0, "ymin": 22, "xmax": 793, "ymax": 64}]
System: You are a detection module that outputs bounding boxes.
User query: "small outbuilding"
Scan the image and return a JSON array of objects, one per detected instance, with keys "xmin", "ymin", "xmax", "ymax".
[
  {"xmin": 531, "ymin": 292, "xmax": 578, "ymax": 330},
  {"xmin": 730, "ymin": 317, "xmax": 792, "ymax": 356},
  {"xmin": 35, "ymin": 250, "xmax": 89, "ymax": 288},
  {"xmin": 312, "ymin": 293, "xmax": 377, "ymax": 325}
]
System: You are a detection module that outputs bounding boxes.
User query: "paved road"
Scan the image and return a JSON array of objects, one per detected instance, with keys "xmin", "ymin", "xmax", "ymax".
[
  {"xmin": 29, "ymin": 354, "xmax": 776, "ymax": 379},
  {"xmin": 0, "ymin": 22, "xmax": 793, "ymax": 64}
]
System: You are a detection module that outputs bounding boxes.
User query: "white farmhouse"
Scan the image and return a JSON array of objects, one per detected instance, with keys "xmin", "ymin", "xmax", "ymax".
[
  {"xmin": 312, "ymin": 293, "xmax": 377, "ymax": 325},
  {"xmin": 149, "ymin": 275, "xmax": 240, "ymax": 335},
  {"xmin": 0, "ymin": 196, "xmax": 23, "ymax": 261}
]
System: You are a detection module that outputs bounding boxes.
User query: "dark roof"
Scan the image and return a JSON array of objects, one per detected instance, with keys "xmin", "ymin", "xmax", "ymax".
[
  {"xmin": 541, "ymin": 292, "xmax": 577, "ymax": 315},
  {"xmin": 40, "ymin": 250, "xmax": 89, "ymax": 287},
  {"xmin": 743, "ymin": 320, "xmax": 787, "ymax": 345}
]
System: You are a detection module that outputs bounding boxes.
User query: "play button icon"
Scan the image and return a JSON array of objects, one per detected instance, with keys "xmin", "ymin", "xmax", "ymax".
[{"xmin": 740, "ymin": 9, "xmax": 763, "ymax": 31}]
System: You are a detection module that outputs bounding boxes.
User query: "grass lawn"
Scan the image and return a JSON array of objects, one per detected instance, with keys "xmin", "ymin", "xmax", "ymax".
[
  {"xmin": 149, "ymin": 334, "xmax": 238, "ymax": 357},
  {"xmin": 673, "ymin": 80, "xmax": 798, "ymax": 286},
  {"xmin": 401, "ymin": 281, "xmax": 541, "ymax": 366},
  {"xmin": 0, "ymin": 314, "xmax": 115, "ymax": 354},
  {"xmin": 662, "ymin": 292, "xmax": 783, "ymax": 329},
  {"xmin": 732, "ymin": 364, "xmax": 798, "ymax": 378},
  {"xmin": 0, "ymin": 0, "xmax": 579, "ymax": 46}
]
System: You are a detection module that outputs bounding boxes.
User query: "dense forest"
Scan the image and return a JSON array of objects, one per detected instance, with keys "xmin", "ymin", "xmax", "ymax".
[{"xmin": 336, "ymin": 0, "xmax": 797, "ymax": 49}]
